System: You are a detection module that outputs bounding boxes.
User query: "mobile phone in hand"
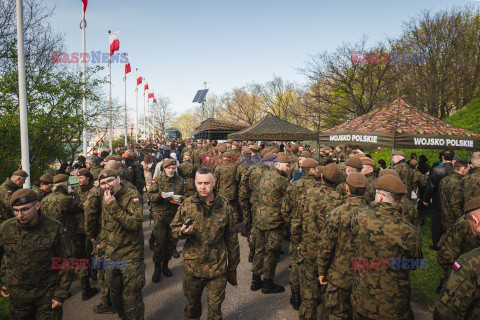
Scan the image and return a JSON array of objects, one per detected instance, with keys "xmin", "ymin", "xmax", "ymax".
[{"xmin": 184, "ymin": 219, "xmax": 193, "ymax": 227}]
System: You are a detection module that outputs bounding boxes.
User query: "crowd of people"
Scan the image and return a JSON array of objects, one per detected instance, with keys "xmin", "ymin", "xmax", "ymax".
[{"xmin": 0, "ymin": 138, "xmax": 479, "ymax": 319}]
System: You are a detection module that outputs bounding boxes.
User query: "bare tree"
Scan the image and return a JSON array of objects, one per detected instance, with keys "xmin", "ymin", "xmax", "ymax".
[{"xmin": 223, "ymin": 83, "xmax": 266, "ymax": 124}]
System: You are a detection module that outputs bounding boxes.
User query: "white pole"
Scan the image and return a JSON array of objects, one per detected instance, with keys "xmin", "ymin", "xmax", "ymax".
[
  {"xmin": 81, "ymin": 9, "xmax": 87, "ymax": 156},
  {"xmin": 124, "ymin": 72, "xmax": 127, "ymax": 147},
  {"xmin": 108, "ymin": 30, "xmax": 113, "ymax": 154},
  {"xmin": 143, "ymin": 89, "xmax": 146, "ymax": 140},
  {"xmin": 16, "ymin": 0, "xmax": 30, "ymax": 188},
  {"xmin": 135, "ymin": 69, "xmax": 138, "ymax": 143}
]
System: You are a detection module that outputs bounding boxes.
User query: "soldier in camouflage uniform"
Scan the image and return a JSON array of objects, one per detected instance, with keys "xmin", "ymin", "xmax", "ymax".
[
  {"xmin": 317, "ymin": 172, "xmax": 370, "ymax": 320},
  {"xmin": 392, "ymin": 151, "xmax": 415, "ymax": 199},
  {"xmin": 351, "ymin": 175, "xmax": 422, "ymax": 320},
  {"xmin": 98, "ymin": 169, "xmax": 145, "ymax": 320},
  {"xmin": 171, "ymin": 167, "xmax": 240, "ymax": 320},
  {"xmin": 35, "ymin": 173, "xmax": 54, "ymax": 202},
  {"xmin": 147, "ymin": 158, "xmax": 185, "ymax": 282},
  {"xmin": 281, "ymin": 158, "xmax": 319, "ymax": 310},
  {"xmin": 251, "ymin": 153, "xmax": 291, "ymax": 294},
  {"xmin": 86, "ymin": 156, "xmax": 103, "ymax": 181},
  {"xmin": 293, "ymin": 163, "xmax": 343, "ymax": 320},
  {"xmin": 360, "ymin": 157, "xmax": 376, "ymax": 203},
  {"xmin": 336, "ymin": 157, "xmax": 363, "ymax": 198},
  {"xmin": 440, "ymin": 159, "xmax": 470, "ymax": 232},
  {"xmin": 287, "ymin": 144, "xmax": 300, "ymax": 180},
  {"xmin": 434, "ymin": 196, "xmax": 480, "ymax": 319},
  {"xmin": 214, "ymin": 153, "xmax": 240, "ymax": 223},
  {"xmin": 0, "ymin": 188, "xmax": 74, "ymax": 319},
  {"xmin": 451, "ymin": 152, "xmax": 480, "ymax": 219},
  {"xmin": 0, "ymin": 170, "xmax": 28, "ymax": 223},
  {"xmin": 178, "ymin": 152, "xmax": 196, "ymax": 198}
]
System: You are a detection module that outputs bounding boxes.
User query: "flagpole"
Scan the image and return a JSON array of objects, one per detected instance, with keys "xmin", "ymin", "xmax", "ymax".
[
  {"xmin": 135, "ymin": 69, "xmax": 138, "ymax": 143},
  {"xmin": 81, "ymin": 6, "xmax": 87, "ymax": 156},
  {"xmin": 143, "ymin": 88, "xmax": 146, "ymax": 140},
  {"xmin": 124, "ymin": 71, "xmax": 127, "ymax": 147},
  {"xmin": 108, "ymin": 30, "xmax": 113, "ymax": 154},
  {"xmin": 16, "ymin": 0, "xmax": 30, "ymax": 188}
]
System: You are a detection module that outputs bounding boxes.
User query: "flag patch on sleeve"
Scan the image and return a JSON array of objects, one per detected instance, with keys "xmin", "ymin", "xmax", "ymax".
[
  {"xmin": 133, "ymin": 198, "xmax": 140, "ymax": 203},
  {"xmin": 453, "ymin": 261, "xmax": 461, "ymax": 270}
]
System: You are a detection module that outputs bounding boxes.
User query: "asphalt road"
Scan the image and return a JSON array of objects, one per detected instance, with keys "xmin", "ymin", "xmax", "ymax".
[{"xmin": 63, "ymin": 201, "xmax": 433, "ymax": 320}]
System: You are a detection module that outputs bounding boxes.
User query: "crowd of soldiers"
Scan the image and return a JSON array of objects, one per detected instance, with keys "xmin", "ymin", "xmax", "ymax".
[{"xmin": 0, "ymin": 138, "xmax": 479, "ymax": 319}]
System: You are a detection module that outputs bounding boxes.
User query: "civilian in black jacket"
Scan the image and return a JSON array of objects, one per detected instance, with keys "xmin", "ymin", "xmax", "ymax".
[{"xmin": 423, "ymin": 149, "xmax": 455, "ymax": 250}]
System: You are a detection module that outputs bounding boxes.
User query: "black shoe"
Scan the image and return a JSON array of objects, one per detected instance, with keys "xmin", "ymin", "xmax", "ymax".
[
  {"xmin": 250, "ymin": 273, "xmax": 263, "ymax": 291},
  {"xmin": 152, "ymin": 263, "xmax": 161, "ymax": 282},
  {"xmin": 93, "ymin": 303, "xmax": 115, "ymax": 314},
  {"xmin": 248, "ymin": 248, "xmax": 255, "ymax": 263},
  {"xmin": 162, "ymin": 260, "xmax": 173, "ymax": 277},
  {"xmin": 290, "ymin": 288, "xmax": 301, "ymax": 310},
  {"xmin": 262, "ymin": 278, "xmax": 285, "ymax": 294},
  {"xmin": 81, "ymin": 277, "xmax": 99, "ymax": 301},
  {"xmin": 172, "ymin": 249, "xmax": 180, "ymax": 259}
]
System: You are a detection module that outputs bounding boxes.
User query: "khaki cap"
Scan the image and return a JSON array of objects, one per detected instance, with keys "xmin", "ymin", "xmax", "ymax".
[
  {"xmin": 13, "ymin": 170, "xmax": 28, "ymax": 178},
  {"xmin": 276, "ymin": 154, "xmax": 290, "ymax": 163},
  {"xmin": 378, "ymin": 169, "xmax": 399, "ymax": 178},
  {"xmin": 290, "ymin": 144, "xmax": 299, "ymax": 153},
  {"xmin": 98, "ymin": 169, "xmax": 117, "ymax": 182},
  {"xmin": 375, "ymin": 175, "xmax": 407, "ymax": 195},
  {"xmin": 360, "ymin": 157, "xmax": 375, "ymax": 167},
  {"xmin": 392, "ymin": 151, "xmax": 405, "ymax": 157},
  {"xmin": 163, "ymin": 158, "xmax": 177, "ymax": 168},
  {"xmin": 39, "ymin": 174, "xmax": 53, "ymax": 184},
  {"xmin": 53, "ymin": 174, "xmax": 69, "ymax": 184}
]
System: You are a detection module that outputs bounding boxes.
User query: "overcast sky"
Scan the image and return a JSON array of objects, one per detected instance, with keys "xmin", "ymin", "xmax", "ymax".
[{"xmin": 44, "ymin": 0, "xmax": 477, "ymax": 125}]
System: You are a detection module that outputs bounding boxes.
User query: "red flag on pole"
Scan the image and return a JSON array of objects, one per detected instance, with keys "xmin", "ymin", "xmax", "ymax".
[
  {"xmin": 144, "ymin": 83, "xmax": 149, "ymax": 91},
  {"xmin": 148, "ymin": 93, "xmax": 154, "ymax": 99},
  {"xmin": 153, "ymin": 98, "xmax": 157, "ymax": 103},
  {"xmin": 125, "ymin": 63, "xmax": 131, "ymax": 74},
  {"xmin": 82, "ymin": 0, "xmax": 88, "ymax": 13},
  {"xmin": 109, "ymin": 31, "xmax": 120, "ymax": 56},
  {"xmin": 136, "ymin": 72, "xmax": 142, "ymax": 85}
]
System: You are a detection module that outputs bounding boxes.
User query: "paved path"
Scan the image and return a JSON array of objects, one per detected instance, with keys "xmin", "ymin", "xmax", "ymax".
[{"xmin": 64, "ymin": 201, "xmax": 433, "ymax": 319}]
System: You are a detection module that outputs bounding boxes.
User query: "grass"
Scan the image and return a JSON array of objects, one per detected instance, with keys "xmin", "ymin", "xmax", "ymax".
[{"xmin": 410, "ymin": 208, "xmax": 442, "ymax": 309}]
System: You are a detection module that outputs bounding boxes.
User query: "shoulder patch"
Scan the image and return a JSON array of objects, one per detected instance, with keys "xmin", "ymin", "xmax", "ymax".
[
  {"xmin": 133, "ymin": 198, "xmax": 140, "ymax": 203},
  {"xmin": 453, "ymin": 261, "xmax": 461, "ymax": 270}
]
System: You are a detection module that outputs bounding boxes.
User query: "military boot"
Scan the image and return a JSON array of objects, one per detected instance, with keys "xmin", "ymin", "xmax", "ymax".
[
  {"xmin": 93, "ymin": 301, "xmax": 115, "ymax": 314},
  {"xmin": 162, "ymin": 259, "xmax": 173, "ymax": 277},
  {"xmin": 172, "ymin": 248, "xmax": 180, "ymax": 258},
  {"xmin": 81, "ymin": 277, "xmax": 99, "ymax": 301},
  {"xmin": 262, "ymin": 278, "xmax": 285, "ymax": 294},
  {"xmin": 290, "ymin": 288, "xmax": 301, "ymax": 310},
  {"xmin": 152, "ymin": 263, "xmax": 162, "ymax": 282},
  {"xmin": 250, "ymin": 273, "xmax": 263, "ymax": 291}
]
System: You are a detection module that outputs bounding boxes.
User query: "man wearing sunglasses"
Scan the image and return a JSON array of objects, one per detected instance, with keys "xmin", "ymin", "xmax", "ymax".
[{"xmin": 0, "ymin": 169, "xmax": 28, "ymax": 224}]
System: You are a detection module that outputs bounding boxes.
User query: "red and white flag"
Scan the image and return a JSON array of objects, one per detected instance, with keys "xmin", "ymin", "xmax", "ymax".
[
  {"xmin": 81, "ymin": 0, "xmax": 88, "ymax": 14},
  {"xmin": 144, "ymin": 83, "xmax": 149, "ymax": 91},
  {"xmin": 453, "ymin": 261, "xmax": 461, "ymax": 270},
  {"xmin": 136, "ymin": 72, "xmax": 142, "ymax": 85},
  {"xmin": 125, "ymin": 63, "xmax": 131, "ymax": 74},
  {"xmin": 153, "ymin": 98, "xmax": 157, "ymax": 103},
  {"xmin": 109, "ymin": 31, "xmax": 120, "ymax": 56},
  {"xmin": 148, "ymin": 93, "xmax": 154, "ymax": 99}
]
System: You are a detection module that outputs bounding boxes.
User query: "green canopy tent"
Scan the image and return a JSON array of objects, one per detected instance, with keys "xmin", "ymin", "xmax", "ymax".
[{"xmin": 319, "ymin": 98, "xmax": 480, "ymax": 151}]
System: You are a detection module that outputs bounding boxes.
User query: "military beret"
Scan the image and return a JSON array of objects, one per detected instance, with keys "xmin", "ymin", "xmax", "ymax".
[
  {"xmin": 464, "ymin": 196, "xmax": 480, "ymax": 214},
  {"xmin": 290, "ymin": 144, "xmax": 299, "ymax": 153},
  {"xmin": 271, "ymin": 148, "xmax": 280, "ymax": 154},
  {"xmin": 475, "ymin": 189, "xmax": 480, "ymax": 198},
  {"xmin": 375, "ymin": 175, "xmax": 407, "ymax": 195},
  {"xmin": 301, "ymin": 158, "xmax": 319, "ymax": 169},
  {"xmin": 163, "ymin": 158, "xmax": 177, "ymax": 168},
  {"xmin": 104, "ymin": 156, "xmax": 115, "ymax": 162},
  {"xmin": 227, "ymin": 139, "xmax": 233, "ymax": 143},
  {"xmin": 114, "ymin": 155, "xmax": 123, "ymax": 161},
  {"xmin": 276, "ymin": 154, "xmax": 290, "ymax": 163},
  {"xmin": 98, "ymin": 169, "xmax": 118, "ymax": 182},
  {"xmin": 13, "ymin": 170, "xmax": 28, "ymax": 178},
  {"xmin": 39, "ymin": 174, "xmax": 53, "ymax": 184},
  {"xmin": 323, "ymin": 163, "xmax": 341, "ymax": 184},
  {"xmin": 392, "ymin": 151, "xmax": 405, "ymax": 157},
  {"xmin": 345, "ymin": 157, "xmax": 363, "ymax": 170},
  {"xmin": 360, "ymin": 157, "xmax": 375, "ymax": 167},
  {"xmin": 300, "ymin": 151, "xmax": 311, "ymax": 158},
  {"xmin": 249, "ymin": 145, "xmax": 260, "ymax": 152},
  {"xmin": 263, "ymin": 152, "xmax": 275, "ymax": 162},
  {"xmin": 260, "ymin": 148, "xmax": 269, "ymax": 157},
  {"xmin": 378, "ymin": 169, "xmax": 399, "ymax": 178},
  {"xmin": 76, "ymin": 168, "xmax": 92, "ymax": 178},
  {"xmin": 53, "ymin": 174, "xmax": 69, "ymax": 184},
  {"xmin": 346, "ymin": 172, "xmax": 367, "ymax": 189},
  {"xmin": 242, "ymin": 146, "xmax": 252, "ymax": 154},
  {"xmin": 10, "ymin": 188, "xmax": 38, "ymax": 207},
  {"xmin": 217, "ymin": 146, "xmax": 227, "ymax": 153}
]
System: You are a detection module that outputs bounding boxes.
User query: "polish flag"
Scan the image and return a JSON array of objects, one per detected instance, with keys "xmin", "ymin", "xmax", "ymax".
[
  {"xmin": 453, "ymin": 261, "xmax": 461, "ymax": 270},
  {"xmin": 125, "ymin": 63, "xmax": 131, "ymax": 74},
  {"xmin": 144, "ymin": 83, "xmax": 149, "ymax": 91},
  {"xmin": 136, "ymin": 72, "xmax": 142, "ymax": 85},
  {"xmin": 109, "ymin": 31, "xmax": 120, "ymax": 56},
  {"xmin": 153, "ymin": 98, "xmax": 157, "ymax": 103},
  {"xmin": 148, "ymin": 93, "xmax": 154, "ymax": 99},
  {"xmin": 81, "ymin": 0, "xmax": 88, "ymax": 14}
]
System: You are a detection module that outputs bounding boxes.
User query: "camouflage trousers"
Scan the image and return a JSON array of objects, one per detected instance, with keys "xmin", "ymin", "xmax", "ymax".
[
  {"xmin": 97, "ymin": 267, "xmax": 110, "ymax": 306},
  {"xmin": 9, "ymin": 301, "xmax": 62, "ymax": 320},
  {"xmin": 72, "ymin": 234, "xmax": 92, "ymax": 279},
  {"xmin": 183, "ymin": 272, "xmax": 227, "ymax": 320},
  {"xmin": 289, "ymin": 241, "xmax": 300, "ymax": 291},
  {"xmin": 251, "ymin": 226, "xmax": 284, "ymax": 279},
  {"xmin": 106, "ymin": 259, "xmax": 145, "ymax": 320},
  {"xmin": 353, "ymin": 310, "xmax": 414, "ymax": 320},
  {"xmin": 298, "ymin": 259, "xmax": 319, "ymax": 320},
  {"xmin": 323, "ymin": 283, "xmax": 351, "ymax": 320},
  {"xmin": 153, "ymin": 216, "xmax": 175, "ymax": 263},
  {"xmin": 229, "ymin": 199, "xmax": 242, "ymax": 224}
]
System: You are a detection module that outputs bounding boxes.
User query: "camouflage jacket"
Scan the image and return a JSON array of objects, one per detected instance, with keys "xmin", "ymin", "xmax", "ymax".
[
  {"xmin": 394, "ymin": 160, "xmax": 415, "ymax": 199},
  {"xmin": 147, "ymin": 173, "xmax": 185, "ymax": 222},
  {"xmin": 249, "ymin": 165, "xmax": 269, "ymax": 208},
  {"xmin": 451, "ymin": 168, "xmax": 480, "ymax": 219},
  {"xmin": 435, "ymin": 245, "xmax": 480, "ymax": 320},
  {"xmin": 73, "ymin": 181, "xmax": 94, "ymax": 234},
  {"xmin": 317, "ymin": 194, "xmax": 369, "ymax": 289},
  {"xmin": 178, "ymin": 160, "xmax": 196, "ymax": 195},
  {"xmin": 255, "ymin": 167, "xmax": 289, "ymax": 231},
  {"xmin": 440, "ymin": 171, "xmax": 464, "ymax": 230},
  {"xmin": 238, "ymin": 166, "xmax": 253, "ymax": 226},
  {"xmin": 401, "ymin": 196, "xmax": 420, "ymax": 230},
  {"xmin": 412, "ymin": 168, "xmax": 428, "ymax": 191},
  {"xmin": 214, "ymin": 162, "xmax": 238, "ymax": 201},
  {"xmin": 171, "ymin": 192, "xmax": 240, "ymax": 278},
  {"xmin": 120, "ymin": 167, "xmax": 134, "ymax": 184},
  {"xmin": 0, "ymin": 178, "xmax": 21, "ymax": 223},
  {"xmin": 36, "ymin": 189, "xmax": 51, "ymax": 203},
  {"xmin": 192, "ymin": 148, "xmax": 205, "ymax": 170},
  {"xmin": 101, "ymin": 184, "xmax": 144, "ymax": 260},
  {"xmin": 89, "ymin": 163, "xmax": 103, "ymax": 181},
  {"xmin": 0, "ymin": 213, "xmax": 74, "ymax": 304},
  {"xmin": 351, "ymin": 201, "xmax": 422, "ymax": 319},
  {"xmin": 41, "ymin": 188, "xmax": 82, "ymax": 235},
  {"xmin": 364, "ymin": 171, "xmax": 376, "ymax": 204},
  {"xmin": 294, "ymin": 182, "xmax": 343, "ymax": 262},
  {"xmin": 281, "ymin": 174, "xmax": 317, "ymax": 227},
  {"xmin": 132, "ymin": 160, "xmax": 146, "ymax": 193},
  {"xmin": 437, "ymin": 216, "xmax": 479, "ymax": 274}
]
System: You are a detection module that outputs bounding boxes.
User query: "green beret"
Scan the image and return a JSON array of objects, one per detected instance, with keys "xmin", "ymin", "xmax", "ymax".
[{"xmin": 10, "ymin": 189, "xmax": 38, "ymax": 207}]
